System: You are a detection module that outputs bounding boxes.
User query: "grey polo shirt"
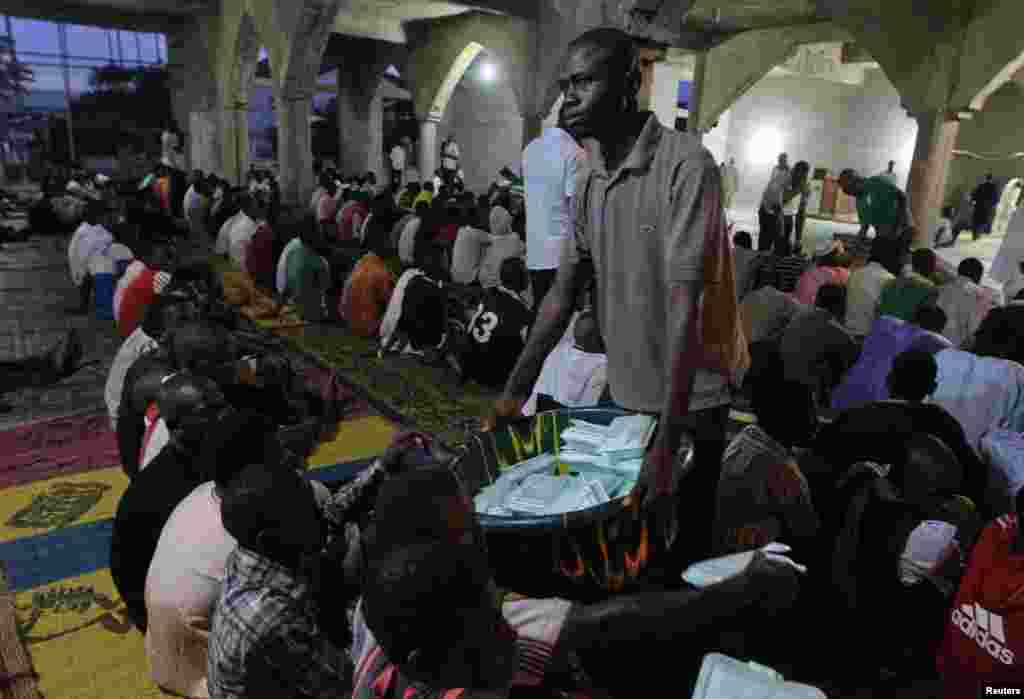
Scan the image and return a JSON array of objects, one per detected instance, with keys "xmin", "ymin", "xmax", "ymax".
[{"xmin": 563, "ymin": 112, "xmax": 729, "ymax": 414}]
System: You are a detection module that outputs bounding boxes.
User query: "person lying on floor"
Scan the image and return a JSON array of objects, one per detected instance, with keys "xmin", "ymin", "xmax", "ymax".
[
  {"xmin": 348, "ymin": 465, "xmax": 801, "ymax": 698},
  {"xmin": 145, "ymin": 411, "xmax": 320, "ymax": 699},
  {"xmin": 522, "ymin": 305, "xmax": 608, "ymax": 415},
  {"xmin": 877, "ymin": 247, "xmax": 941, "ymax": 323},
  {"xmin": 455, "ymin": 257, "xmax": 535, "ymax": 389},
  {"xmin": 110, "ymin": 372, "xmax": 233, "ymax": 632},
  {"xmin": 815, "ymin": 348, "xmax": 988, "ymax": 511},
  {"xmin": 713, "ymin": 341, "xmax": 819, "ymax": 556},
  {"xmin": 0, "ymin": 329, "xmax": 83, "ymax": 414}
]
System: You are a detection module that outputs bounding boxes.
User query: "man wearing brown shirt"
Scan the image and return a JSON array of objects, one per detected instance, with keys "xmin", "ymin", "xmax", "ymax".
[{"xmin": 486, "ymin": 28, "xmax": 740, "ymax": 565}]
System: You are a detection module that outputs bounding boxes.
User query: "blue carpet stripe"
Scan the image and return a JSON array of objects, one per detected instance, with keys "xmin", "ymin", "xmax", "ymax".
[{"xmin": 0, "ymin": 457, "xmax": 375, "ymax": 593}]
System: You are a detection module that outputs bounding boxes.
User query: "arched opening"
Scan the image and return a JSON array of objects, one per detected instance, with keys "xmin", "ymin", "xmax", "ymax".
[
  {"xmin": 428, "ymin": 45, "xmax": 522, "ymax": 192},
  {"xmin": 248, "ymin": 46, "xmax": 275, "ymax": 169}
]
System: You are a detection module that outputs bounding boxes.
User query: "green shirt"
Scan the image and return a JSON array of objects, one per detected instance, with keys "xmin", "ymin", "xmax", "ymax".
[
  {"xmin": 877, "ymin": 272, "xmax": 938, "ymax": 322},
  {"xmin": 856, "ymin": 176, "xmax": 904, "ymax": 228},
  {"xmin": 285, "ymin": 242, "xmax": 329, "ymax": 320}
]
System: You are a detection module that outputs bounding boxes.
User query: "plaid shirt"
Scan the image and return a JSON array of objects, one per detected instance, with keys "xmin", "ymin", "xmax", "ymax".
[{"xmin": 207, "ymin": 546, "xmax": 350, "ymax": 699}]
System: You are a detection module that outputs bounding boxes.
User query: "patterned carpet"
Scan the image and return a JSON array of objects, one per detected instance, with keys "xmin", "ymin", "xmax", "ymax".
[{"xmin": 0, "ymin": 235, "xmax": 400, "ymax": 699}]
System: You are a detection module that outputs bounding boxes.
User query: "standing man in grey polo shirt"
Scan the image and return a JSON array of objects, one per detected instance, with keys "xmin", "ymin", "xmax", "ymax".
[{"xmin": 485, "ymin": 27, "xmax": 739, "ymax": 567}]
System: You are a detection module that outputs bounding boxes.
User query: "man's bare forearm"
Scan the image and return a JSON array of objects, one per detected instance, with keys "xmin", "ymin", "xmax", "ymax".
[
  {"xmin": 560, "ymin": 573, "xmax": 753, "ymax": 648},
  {"xmin": 502, "ymin": 290, "xmax": 575, "ymax": 399}
]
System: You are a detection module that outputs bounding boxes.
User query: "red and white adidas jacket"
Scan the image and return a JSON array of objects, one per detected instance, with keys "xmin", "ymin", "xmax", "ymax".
[{"xmin": 937, "ymin": 514, "xmax": 1024, "ymax": 697}]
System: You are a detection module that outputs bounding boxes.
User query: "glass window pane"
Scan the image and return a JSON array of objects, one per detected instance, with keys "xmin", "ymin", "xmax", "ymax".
[
  {"xmin": 65, "ymin": 24, "xmax": 112, "ymax": 61},
  {"xmin": 67, "ymin": 66, "xmax": 92, "ymax": 97},
  {"xmin": 138, "ymin": 33, "xmax": 158, "ymax": 64},
  {"xmin": 156, "ymin": 34, "xmax": 166, "ymax": 64},
  {"xmin": 21, "ymin": 64, "xmax": 65, "ymax": 98},
  {"xmin": 11, "ymin": 18, "xmax": 58, "ymax": 56}
]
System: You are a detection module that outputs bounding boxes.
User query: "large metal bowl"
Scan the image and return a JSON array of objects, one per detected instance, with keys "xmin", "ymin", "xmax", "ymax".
[{"xmin": 453, "ymin": 408, "xmax": 684, "ymax": 602}]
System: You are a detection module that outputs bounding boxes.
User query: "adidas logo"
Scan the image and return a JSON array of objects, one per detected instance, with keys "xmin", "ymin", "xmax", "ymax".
[{"xmin": 951, "ymin": 603, "xmax": 1015, "ymax": 666}]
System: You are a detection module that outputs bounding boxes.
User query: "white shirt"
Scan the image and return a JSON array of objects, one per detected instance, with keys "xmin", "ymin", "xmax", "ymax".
[
  {"xmin": 68, "ymin": 222, "xmax": 114, "ymax": 287},
  {"xmin": 104, "ymin": 328, "xmax": 158, "ymax": 430},
  {"xmin": 523, "ymin": 127, "xmax": 583, "ymax": 271},
  {"xmin": 844, "ymin": 261, "xmax": 895, "ymax": 336},
  {"xmin": 145, "ymin": 482, "xmax": 237, "ymax": 699},
  {"xmin": 523, "ymin": 316, "xmax": 608, "ymax": 416},
  {"xmin": 216, "ymin": 212, "xmax": 257, "ymax": 267},
  {"xmin": 276, "ymin": 237, "xmax": 303, "ymax": 295},
  {"xmin": 141, "ymin": 418, "xmax": 169, "ymax": 471},
  {"xmin": 309, "ymin": 186, "xmax": 326, "ymax": 214},
  {"xmin": 390, "ymin": 145, "xmax": 406, "ymax": 171},
  {"xmin": 398, "ymin": 216, "xmax": 421, "ymax": 265},
  {"xmin": 991, "ymin": 207, "xmax": 1024, "ymax": 284},
  {"xmin": 935, "ymin": 277, "xmax": 997, "ymax": 349}
]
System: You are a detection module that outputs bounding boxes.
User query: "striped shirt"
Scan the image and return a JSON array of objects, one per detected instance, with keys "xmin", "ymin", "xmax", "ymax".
[
  {"xmin": 350, "ymin": 596, "xmax": 573, "ymax": 698},
  {"xmin": 754, "ymin": 254, "xmax": 809, "ymax": 294}
]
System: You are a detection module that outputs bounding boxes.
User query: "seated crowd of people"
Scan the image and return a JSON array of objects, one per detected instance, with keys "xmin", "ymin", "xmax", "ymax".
[{"xmin": 25, "ymin": 146, "xmax": 1024, "ymax": 697}]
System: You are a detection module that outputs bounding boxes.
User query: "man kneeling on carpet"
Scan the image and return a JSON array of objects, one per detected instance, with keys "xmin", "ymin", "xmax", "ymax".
[
  {"xmin": 206, "ymin": 432, "xmax": 448, "ymax": 699},
  {"xmin": 349, "ymin": 465, "xmax": 801, "ymax": 698},
  {"xmin": 110, "ymin": 373, "xmax": 234, "ymax": 632}
]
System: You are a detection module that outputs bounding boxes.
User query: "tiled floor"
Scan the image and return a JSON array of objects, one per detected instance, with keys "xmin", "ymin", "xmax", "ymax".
[{"xmin": 0, "ymin": 235, "xmax": 123, "ymax": 430}]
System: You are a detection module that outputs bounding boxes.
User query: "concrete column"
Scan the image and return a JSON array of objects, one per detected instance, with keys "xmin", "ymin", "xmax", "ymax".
[
  {"xmin": 906, "ymin": 110, "xmax": 961, "ymax": 248},
  {"xmin": 188, "ymin": 109, "xmax": 223, "ymax": 176},
  {"xmin": 336, "ymin": 75, "xmax": 385, "ymax": 182},
  {"xmin": 277, "ymin": 95, "xmax": 314, "ymax": 206},
  {"xmin": 419, "ymin": 117, "xmax": 440, "ymax": 186},
  {"xmin": 220, "ymin": 106, "xmax": 250, "ymax": 185},
  {"xmin": 687, "ymin": 51, "xmax": 707, "ymax": 142}
]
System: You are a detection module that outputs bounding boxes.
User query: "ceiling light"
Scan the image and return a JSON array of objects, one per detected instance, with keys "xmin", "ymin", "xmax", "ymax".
[{"xmin": 480, "ymin": 63, "xmax": 496, "ymax": 81}]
